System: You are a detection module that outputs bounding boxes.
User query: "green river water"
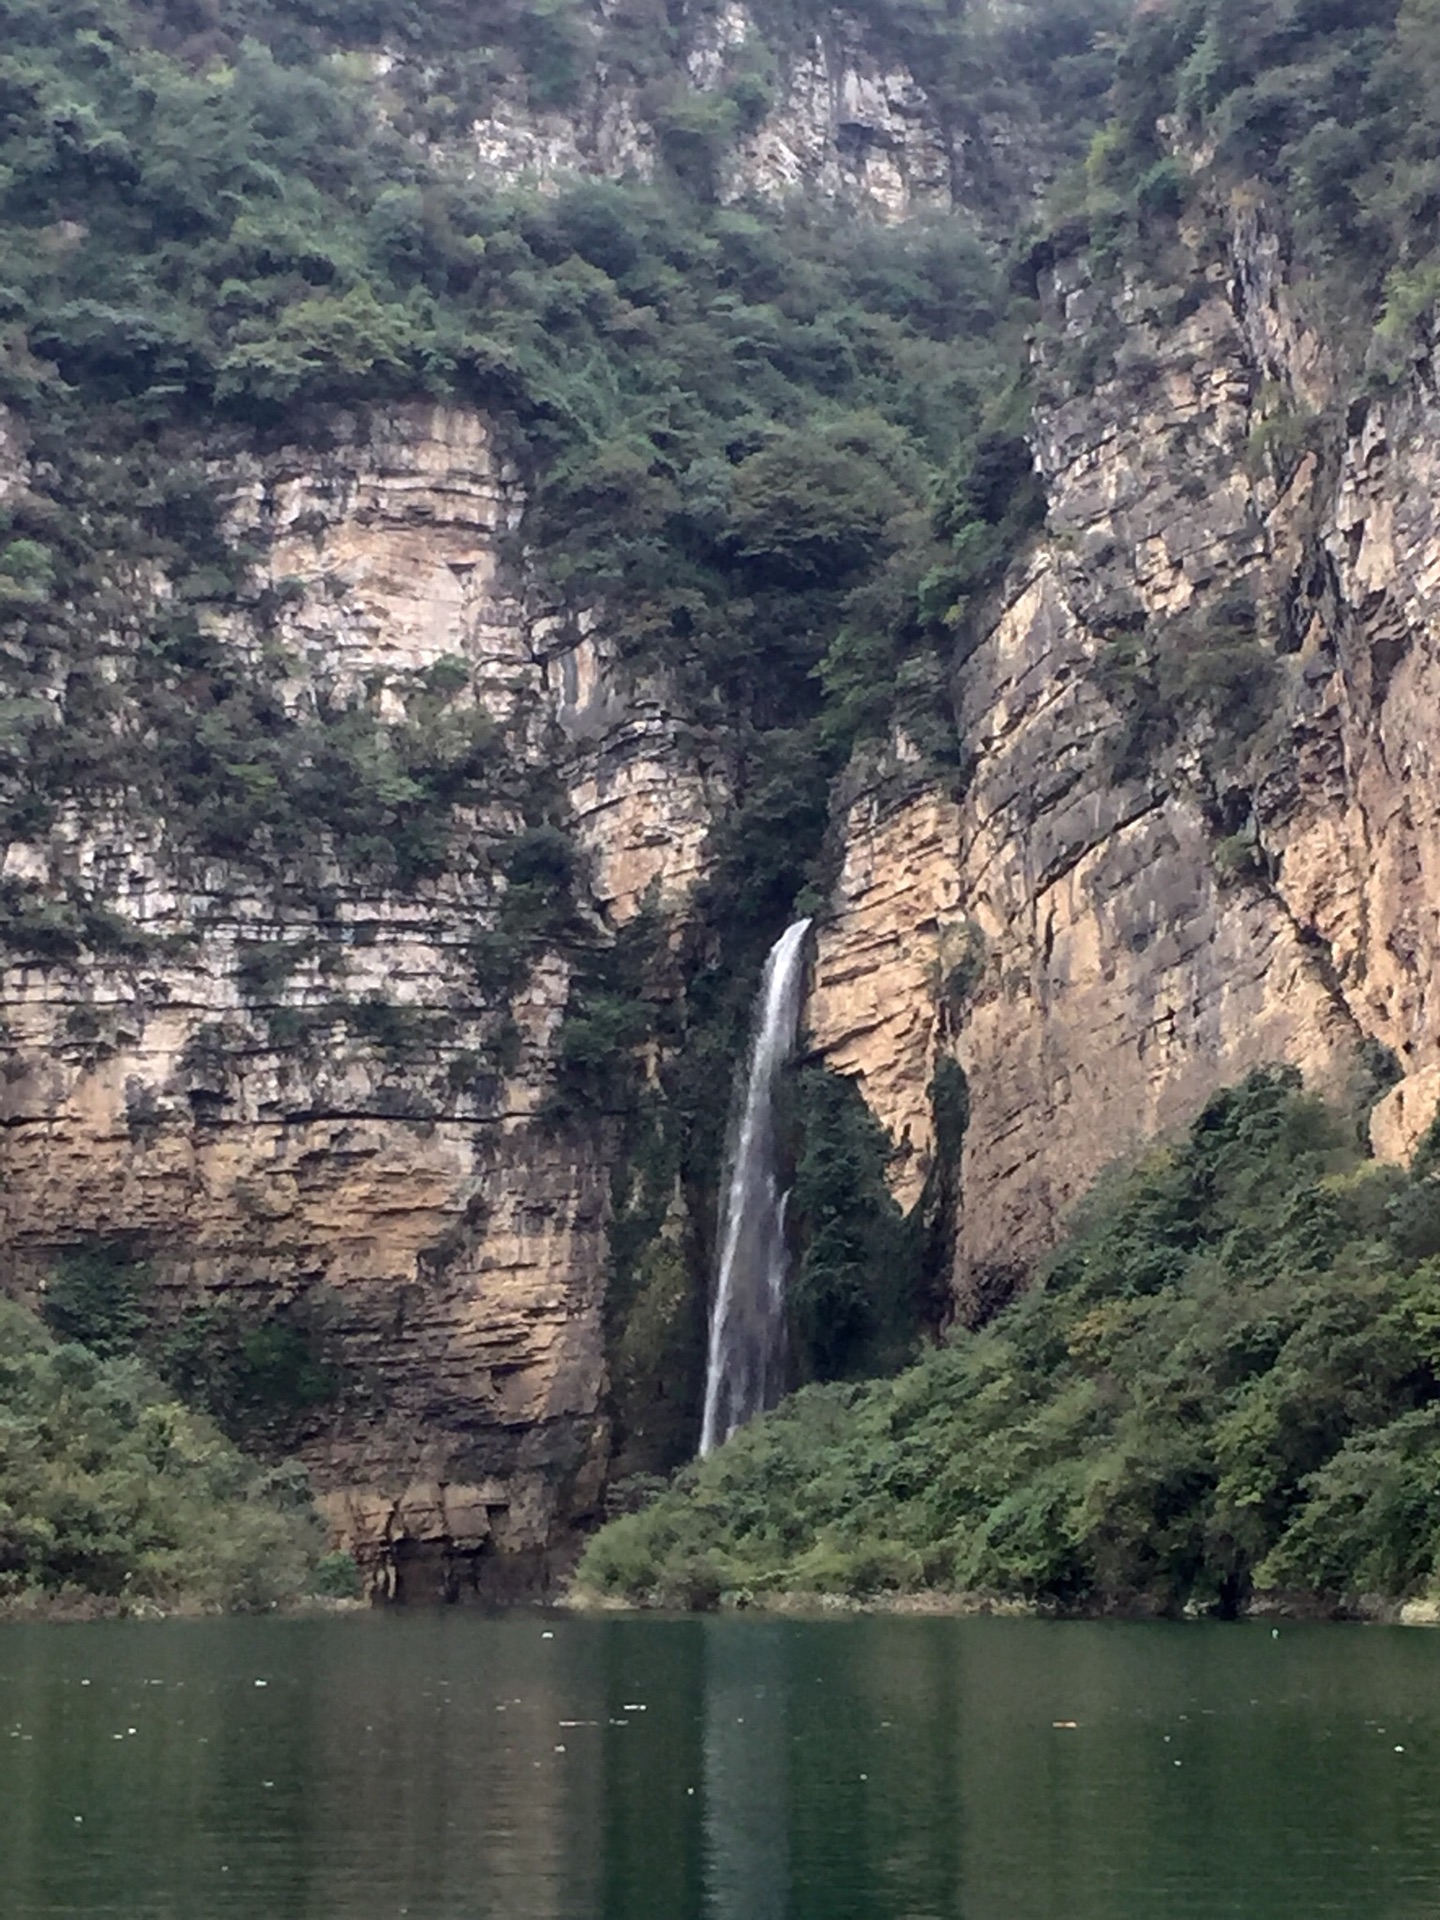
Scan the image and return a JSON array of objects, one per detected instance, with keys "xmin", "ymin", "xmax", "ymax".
[{"xmin": 2, "ymin": 1611, "xmax": 1439, "ymax": 1918}]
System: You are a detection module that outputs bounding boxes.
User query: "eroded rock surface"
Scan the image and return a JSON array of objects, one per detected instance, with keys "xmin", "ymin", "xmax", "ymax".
[
  {"xmin": 454, "ymin": 0, "xmax": 1019, "ymax": 226},
  {"xmin": 0, "ymin": 403, "xmax": 712, "ymax": 1583},
  {"xmin": 811, "ymin": 196, "xmax": 1440, "ymax": 1314}
]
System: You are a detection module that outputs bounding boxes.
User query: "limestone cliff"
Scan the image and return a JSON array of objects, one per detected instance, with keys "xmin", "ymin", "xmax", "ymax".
[
  {"xmin": 0, "ymin": 401, "xmax": 718, "ymax": 1593},
  {"xmin": 445, "ymin": 0, "xmax": 1024, "ymax": 227},
  {"xmin": 8, "ymin": 0, "xmax": 1440, "ymax": 1595},
  {"xmin": 809, "ymin": 191, "xmax": 1440, "ymax": 1317}
]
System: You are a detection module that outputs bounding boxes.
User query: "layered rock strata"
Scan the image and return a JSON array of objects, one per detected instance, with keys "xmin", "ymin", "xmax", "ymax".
[
  {"xmin": 810, "ymin": 198, "xmax": 1440, "ymax": 1313},
  {"xmin": 0, "ymin": 402, "xmax": 715, "ymax": 1586}
]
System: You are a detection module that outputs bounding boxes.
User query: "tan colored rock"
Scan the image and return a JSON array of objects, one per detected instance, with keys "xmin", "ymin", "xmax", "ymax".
[
  {"xmin": 1272, "ymin": 369, "xmax": 1440, "ymax": 1072},
  {"xmin": 550, "ymin": 630, "xmax": 723, "ymax": 924},
  {"xmin": 808, "ymin": 780, "xmax": 962, "ymax": 1212},
  {"xmin": 0, "ymin": 402, "xmax": 711, "ymax": 1580},
  {"xmin": 814, "ymin": 564, "xmax": 1357, "ymax": 1313},
  {"xmin": 728, "ymin": 31, "xmax": 954, "ymax": 220},
  {"xmin": 812, "ymin": 210, "xmax": 1395, "ymax": 1315},
  {"xmin": 1372, "ymin": 1069, "xmax": 1440, "ymax": 1167}
]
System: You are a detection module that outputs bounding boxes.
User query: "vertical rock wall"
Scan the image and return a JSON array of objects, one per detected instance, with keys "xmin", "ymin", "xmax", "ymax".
[
  {"xmin": 0, "ymin": 402, "xmax": 718, "ymax": 1585},
  {"xmin": 811, "ymin": 197, "xmax": 1440, "ymax": 1316}
]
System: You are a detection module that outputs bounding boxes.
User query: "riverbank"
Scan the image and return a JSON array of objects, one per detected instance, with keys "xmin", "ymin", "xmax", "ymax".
[
  {"xmin": 8, "ymin": 1577, "xmax": 1439, "ymax": 1628},
  {"xmin": 0, "ymin": 1590, "xmax": 370, "ymax": 1625},
  {"xmin": 563, "ymin": 1585, "xmax": 1440, "ymax": 1626}
]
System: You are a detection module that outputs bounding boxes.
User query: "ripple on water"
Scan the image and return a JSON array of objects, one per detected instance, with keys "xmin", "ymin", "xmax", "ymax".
[{"xmin": 0, "ymin": 1612, "xmax": 1437, "ymax": 1920}]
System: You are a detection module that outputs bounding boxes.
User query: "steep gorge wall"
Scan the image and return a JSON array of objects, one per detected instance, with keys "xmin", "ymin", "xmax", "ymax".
[
  {"xmin": 0, "ymin": 400, "xmax": 717, "ymax": 1588},
  {"xmin": 9, "ymin": 5, "xmax": 1440, "ymax": 1585},
  {"xmin": 809, "ymin": 193, "xmax": 1440, "ymax": 1313}
]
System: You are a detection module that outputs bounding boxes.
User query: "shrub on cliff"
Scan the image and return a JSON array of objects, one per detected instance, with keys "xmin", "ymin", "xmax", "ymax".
[
  {"xmin": 577, "ymin": 1069, "xmax": 1440, "ymax": 1615},
  {"xmin": 1090, "ymin": 0, "xmax": 1440, "ymax": 354},
  {"xmin": 0, "ymin": 1296, "xmax": 323, "ymax": 1612},
  {"xmin": 0, "ymin": 0, "xmax": 1066, "ymax": 941}
]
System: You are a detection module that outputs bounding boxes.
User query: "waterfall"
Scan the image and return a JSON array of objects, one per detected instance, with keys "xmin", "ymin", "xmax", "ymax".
[{"xmin": 699, "ymin": 919, "xmax": 812, "ymax": 1457}]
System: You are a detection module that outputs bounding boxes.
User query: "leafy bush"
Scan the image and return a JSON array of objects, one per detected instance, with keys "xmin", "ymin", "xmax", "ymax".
[
  {"xmin": 40, "ymin": 1241, "xmax": 152, "ymax": 1356},
  {"xmin": 37, "ymin": 1233, "xmax": 347, "ymax": 1454},
  {"xmin": 158, "ymin": 1297, "xmax": 342, "ymax": 1449},
  {"xmin": 312, "ymin": 1549, "xmax": 364, "ymax": 1599},
  {"xmin": 1094, "ymin": 591, "xmax": 1277, "ymax": 781},
  {"xmin": 0, "ymin": 1296, "xmax": 322, "ymax": 1610},
  {"xmin": 784, "ymin": 1067, "xmax": 922, "ymax": 1384},
  {"xmin": 577, "ymin": 1070, "xmax": 1440, "ymax": 1614}
]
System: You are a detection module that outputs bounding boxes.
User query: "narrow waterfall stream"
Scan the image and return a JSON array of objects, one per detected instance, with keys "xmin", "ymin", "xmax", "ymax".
[{"xmin": 699, "ymin": 919, "xmax": 812, "ymax": 1457}]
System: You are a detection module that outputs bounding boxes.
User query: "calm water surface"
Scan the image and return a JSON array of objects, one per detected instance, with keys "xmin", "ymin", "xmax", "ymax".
[{"xmin": 2, "ymin": 1611, "xmax": 1439, "ymax": 1918}]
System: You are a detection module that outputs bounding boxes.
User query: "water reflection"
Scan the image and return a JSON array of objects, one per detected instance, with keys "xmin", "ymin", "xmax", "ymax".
[
  {"xmin": 702, "ymin": 1623, "xmax": 787, "ymax": 1920},
  {"xmin": 2, "ymin": 1613, "xmax": 1440, "ymax": 1919}
]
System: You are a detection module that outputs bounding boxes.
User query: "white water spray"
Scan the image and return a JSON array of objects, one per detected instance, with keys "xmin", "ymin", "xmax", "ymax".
[{"xmin": 699, "ymin": 919, "xmax": 812, "ymax": 1457}]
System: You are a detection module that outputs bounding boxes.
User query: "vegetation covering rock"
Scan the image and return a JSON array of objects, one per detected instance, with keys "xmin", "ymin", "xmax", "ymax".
[
  {"xmin": 0, "ymin": 1296, "xmax": 327, "ymax": 1615},
  {"xmin": 3, "ymin": 0, "xmax": 1440, "ymax": 1579},
  {"xmin": 0, "ymin": 0, "xmax": 1105, "ymax": 901},
  {"xmin": 1089, "ymin": 0, "xmax": 1440, "ymax": 367},
  {"xmin": 0, "ymin": 0, "xmax": 1116, "ymax": 1510},
  {"xmin": 579, "ymin": 1072, "xmax": 1440, "ymax": 1616}
]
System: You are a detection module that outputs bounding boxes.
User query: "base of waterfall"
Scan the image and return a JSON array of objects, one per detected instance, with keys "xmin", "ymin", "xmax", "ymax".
[{"xmin": 576, "ymin": 1072, "xmax": 1440, "ymax": 1625}]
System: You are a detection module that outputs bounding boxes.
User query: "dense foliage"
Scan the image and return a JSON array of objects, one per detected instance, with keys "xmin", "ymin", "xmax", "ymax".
[
  {"xmin": 0, "ymin": 1294, "xmax": 325, "ymax": 1611},
  {"xmin": 1089, "ymin": 0, "xmax": 1440, "ymax": 363},
  {"xmin": 40, "ymin": 1238, "xmax": 349, "ymax": 1454},
  {"xmin": 0, "ymin": 0, "xmax": 1111, "ymax": 907},
  {"xmin": 784, "ymin": 1066, "xmax": 922, "ymax": 1385},
  {"xmin": 579, "ymin": 1071, "xmax": 1440, "ymax": 1614}
]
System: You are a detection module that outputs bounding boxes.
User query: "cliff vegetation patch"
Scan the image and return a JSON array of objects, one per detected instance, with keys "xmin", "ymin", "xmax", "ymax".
[
  {"xmin": 1083, "ymin": 0, "xmax": 1440, "ymax": 366},
  {"xmin": 0, "ymin": 1293, "xmax": 328, "ymax": 1614},
  {"xmin": 40, "ymin": 1240, "xmax": 351, "ymax": 1455}
]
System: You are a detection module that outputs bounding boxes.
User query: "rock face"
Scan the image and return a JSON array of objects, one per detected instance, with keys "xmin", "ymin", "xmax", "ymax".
[
  {"xmin": 807, "ymin": 780, "xmax": 962, "ymax": 1216},
  {"xmin": 456, "ymin": 0, "xmax": 1020, "ymax": 227},
  {"xmin": 810, "ymin": 193, "xmax": 1440, "ymax": 1313},
  {"xmin": 9, "ymin": 52, "xmax": 1440, "ymax": 1588},
  {"xmin": 0, "ymin": 402, "xmax": 716, "ymax": 1590},
  {"xmin": 723, "ymin": 23, "xmax": 954, "ymax": 220}
]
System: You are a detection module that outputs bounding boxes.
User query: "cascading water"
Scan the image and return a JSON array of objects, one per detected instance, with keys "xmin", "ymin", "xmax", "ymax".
[{"xmin": 699, "ymin": 919, "xmax": 812, "ymax": 1457}]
